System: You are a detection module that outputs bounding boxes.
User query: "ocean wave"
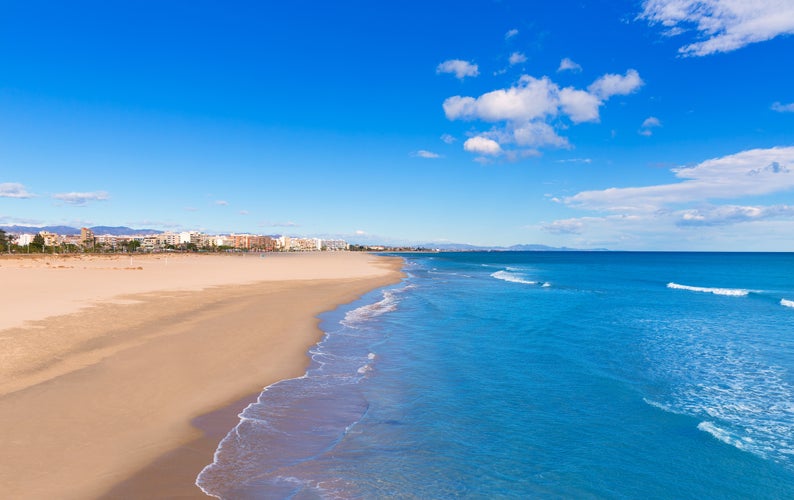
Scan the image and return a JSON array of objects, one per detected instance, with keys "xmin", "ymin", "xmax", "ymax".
[
  {"xmin": 781, "ymin": 299, "xmax": 794, "ymax": 308},
  {"xmin": 341, "ymin": 286, "xmax": 412, "ymax": 327},
  {"xmin": 491, "ymin": 270, "xmax": 537, "ymax": 285},
  {"xmin": 667, "ymin": 282, "xmax": 749, "ymax": 296},
  {"xmin": 697, "ymin": 421, "xmax": 752, "ymax": 452}
]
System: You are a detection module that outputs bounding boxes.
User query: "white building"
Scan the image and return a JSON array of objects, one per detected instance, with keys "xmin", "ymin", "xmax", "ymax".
[{"xmin": 16, "ymin": 234, "xmax": 34, "ymax": 246}]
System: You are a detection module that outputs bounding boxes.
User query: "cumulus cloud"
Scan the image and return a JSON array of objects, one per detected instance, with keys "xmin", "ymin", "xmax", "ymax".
[
  {"xmin": 505, "ymin": 28, "xmax": 519, "ymax": 39},
  {"xmin": 443, "ymin": 69, "xmax": 642, "ymax": 156},
  {"xmin": 638, "ymin": 0, "xmax": 794, "ymax": 56},
  {"xmin": 587, "ymin": 69, "xmax": 644, "ymax": 100},
  {"xmin": 565, "ymin": 146, "xmax": 794, "ymax": 212},
  {"xmin": 772, "ymin": 101, "xmax": 794, "ymax": 112},
  {"xmin": 436, "ymin": 59, "xmax": 479, "ymax": 79},
  {"xmin": 413, "ymin": 150, "xmax": 442, "ymax": 159},
  {"xmin": 440, "ymin": 133, "xmax": 457, "ymax": 144},
  {"xmin": 558, "ymin": 57, "xmax": 583, "ymax": 72},
  {"xmin": 509, "ymin": 52, "xmax": 527, "ymax": 65},
  {"xmin": 464, "ymin": 136, "xmax": 503, "ymax": 156},
  {"xmin": 512, "ymin": 121, "xmax": 570, "ymax": 149},
  {"xmin": 0, "ymin": 182, "xmax": 33, "ymax": 199},
  {"xmin": 639, "ymin": 116, "xmax": 662, "ymax": 136},
  {"xmin": 52, "ymin": 191, "xmax": 109, "ymax": 206},
  {"xmin": 559, "ymin": 87, "xmax": 602, "ymax": 123}
]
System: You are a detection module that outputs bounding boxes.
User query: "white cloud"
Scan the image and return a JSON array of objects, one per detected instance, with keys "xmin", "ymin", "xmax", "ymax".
[
  {"xmin": 505, "ymin": 28, "xmax": 519, "ymax": 39},
  {"xmin": 542, "ymin": 218, "xmax": 585, "ymax": 234},
  {"xmin": 565, "ymin": 146, "xmax": 794, "ymax": 212},
  {"xmin": 443, "ymin": 69, "xmax": 642, "ymax": 157},
  {"xmin": 239, "ymin": 210, "xmax": 249, "ymax": 215},
  {"xmin": 676, "ymin": 204, "xmax": 794, "ymax": 226},
  {"xmin": 440, "ymin": 133, "xmax": 457, "ymax": 144},
  {"xmin": 0, "ymin": 182, "xmax": 33, "ymax": 199},
  {"xmin": 556, "ymin": 158, "xmax": 593, "ymax": 164},
  {"xmin": 436, "ymin": 59, "xmax": 479, "ymax": 79},
  {"xmin": 443, "ymin": 76, "xmax": 560, "ymax": 122},
  {"xmin": 355, "ymin": 229, "xmax": 367, "ymax": 235},
  {"xmin": 558, "ymin": 57, "xmax": 582, "ymax": 72},
  {"xmin": 638, "ymin": 0, "xmax": 794, "ymax": 56},
  {"xmin": 414, "ymin": 150, "xmax": 442, "ymax": 159},
  {"xmin": 639, "ymin": 116, "xmax": 662, "ymax": 135},
  {"xmin": 509, "ymin": 52, "xmax": 527, "ymax": 65},
  {"xmin": 642, "ymin": 116, "xmax": 662, "ymax": 128},
  {"xmin": 772, "ymin": 101, "xmax": 794, "ymax": 112},
  {"xmin": 512, "ymin": 121, "xmax": 570, "ymax": 149},
  {"xmin": 559, "ymin": 87, "xmax": 602, "ymax": 123},
  {"xmin": 464, "ymin": 136, "xmax": 503, "ymax": 156},
  {"xmin": 52, "ymin": 191, "xmax": 109, "ymax": 206},
  {"xmin": 215, "ymin": 200, "xmax": 229, "ymax": 206},
  {"xmin": 587, "ymin": 69, "xmax": 644, "ymax": 100}
]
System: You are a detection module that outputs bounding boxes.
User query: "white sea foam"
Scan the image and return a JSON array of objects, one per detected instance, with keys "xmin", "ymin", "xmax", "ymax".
[
  {"xmin": 781, "ymin": 299, "xmax": 794, "ymax": 308},
  {"xmin": 491, "ymin": 270, "xmax": 537, "ymax": 285},
  {"xmin": 667, "ymin": 282, "xmax": 749, "ymax": 296},
  {"xmin": 341, "ymin": 286, "xmax": 411, "ymax": 327},
  {"xmin": 643, "ymin": 398, "xmax": 676, "ymax": 413},
  {"xmin": 698, "ymin": 421, "xmax": 750, "ymax": 452}
]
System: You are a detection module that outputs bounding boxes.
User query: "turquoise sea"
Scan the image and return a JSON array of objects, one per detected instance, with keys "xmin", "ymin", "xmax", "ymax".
[{"xmin": 198, "ymin": 252, "xmax": 794, "ymax": 498}]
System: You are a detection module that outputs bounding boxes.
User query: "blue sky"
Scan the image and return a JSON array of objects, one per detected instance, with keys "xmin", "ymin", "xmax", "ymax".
[{"xmin": 1, "ymin": 0, "xmax": 793, "ymax": 250}]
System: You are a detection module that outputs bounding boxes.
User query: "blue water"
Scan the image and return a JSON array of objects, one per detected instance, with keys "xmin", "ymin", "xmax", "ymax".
[{"xmin": 198, "ymin": 252, "xmax": 794, "ymax": 498}]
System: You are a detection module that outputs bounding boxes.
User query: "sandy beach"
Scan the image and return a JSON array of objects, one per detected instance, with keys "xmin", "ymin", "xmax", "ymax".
[{"xmin": 0, "ymin": 252, "xmax": 403, "ymax": 499}]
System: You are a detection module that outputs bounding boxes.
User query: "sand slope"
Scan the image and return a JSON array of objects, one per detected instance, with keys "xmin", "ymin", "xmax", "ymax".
[{"xmin": 0, "ymin": 252, "xmax": 403, "ymax": 499}]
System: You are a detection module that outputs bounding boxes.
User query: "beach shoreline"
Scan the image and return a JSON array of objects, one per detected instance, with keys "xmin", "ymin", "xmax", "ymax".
[{"xmin": 0, "ymin": 252, "xmax": 403, "ymax": 499}]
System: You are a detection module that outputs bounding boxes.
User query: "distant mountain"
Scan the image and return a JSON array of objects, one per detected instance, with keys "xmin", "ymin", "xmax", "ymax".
[
  {"xmin": 506, "ymin": 244, "xmax": 609, "ymax": 252},
  {"xmin": 0, "ymin": 225, "xmax": 162, "ymax": 236},
  {"xmin": 89, "ymin": 226, "xmax": 163, "ymax": 236}
]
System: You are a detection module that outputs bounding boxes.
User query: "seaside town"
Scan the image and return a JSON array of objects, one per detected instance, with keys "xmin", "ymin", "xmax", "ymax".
[{"xmin": 0, "ymin": 227, "xmax": 356, "ymax": 253}]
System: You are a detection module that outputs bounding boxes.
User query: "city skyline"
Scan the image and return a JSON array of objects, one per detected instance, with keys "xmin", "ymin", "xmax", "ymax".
[{"xmin": 2, "ymin": 1, "xmax": 793, "ymax": 250}]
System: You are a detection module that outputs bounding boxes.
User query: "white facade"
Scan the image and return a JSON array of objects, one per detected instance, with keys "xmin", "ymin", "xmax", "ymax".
[{"xmin": 16, "ymin": 234, "xmax": 34, "ymax": 246}]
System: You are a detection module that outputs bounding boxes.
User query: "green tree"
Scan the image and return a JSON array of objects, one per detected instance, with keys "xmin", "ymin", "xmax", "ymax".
[
  {"xmin": 0, "ymin": 229, "xmax": 7, "ymax": 252},
  {"xmin": 125, "ymin": 239, "xmax": 141, "ymax": 253},
  {"xmin": 30, "ymin": 233, "xmax": 45, "ymax": 253}
]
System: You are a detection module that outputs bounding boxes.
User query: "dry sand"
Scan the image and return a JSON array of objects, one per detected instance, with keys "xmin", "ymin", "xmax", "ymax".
[{"xmin": 0, "ymin": 252, "xmax": 403, "ymax": 499}]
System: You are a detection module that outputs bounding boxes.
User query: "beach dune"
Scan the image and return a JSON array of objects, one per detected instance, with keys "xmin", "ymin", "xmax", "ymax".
[{"xmin": 0, "ymin": 252, "xmax": 402, "ymax": 499}]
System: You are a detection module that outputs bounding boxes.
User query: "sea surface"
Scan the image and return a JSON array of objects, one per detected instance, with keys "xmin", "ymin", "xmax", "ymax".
[{"xmin": 197, "ymin": 252, "xmax": 794, "ymax": 499}]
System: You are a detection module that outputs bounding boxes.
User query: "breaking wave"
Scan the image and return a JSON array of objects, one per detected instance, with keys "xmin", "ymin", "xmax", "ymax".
[
  {"xmin": 491, "ymin": 269, "xmax": 550, "ymax": 287},
  {"xmin": 667, "ymin": 282, "xmax": 749, "ymax": 297}
]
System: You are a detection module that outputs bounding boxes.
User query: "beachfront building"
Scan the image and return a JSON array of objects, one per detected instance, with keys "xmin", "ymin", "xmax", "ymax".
[
  {"xmin": 323, "ymin": 239, "xmax": 349, "ymax": 251},
  {"xmin": 80, "ymin": 227, "xmax": 95, "ymax": 247},
  {"xmin": 141, "ymin": 235, "xmax": 160, "ymax": 251},
  {"xmin": 39, "ymin": 231, "xmax": 61, "ymax": 247},
  {"xmin": 179, "ymin": 231, "xmax": 202, "ymax": 246},
  {"xmin": 96, "ymin": 234, "xmax": 119, "ymax": 250},
  {"xmin": 227, "ymin": 234, "xmax": 276, "ymax": 251},
  {"xmin": 157, "ymin": 232, "xmax": 181, "ymax": 247},
  {"xmin": 16, "ymin": 234, "xmax": 34, "ymax": 246},
  {"xmin": 289, "ymin": 237, "xmax": 322, "ymax": 252},
  {"xmin": 276, "ymin": 235, "xmax": 291, "ymax": 251}
]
